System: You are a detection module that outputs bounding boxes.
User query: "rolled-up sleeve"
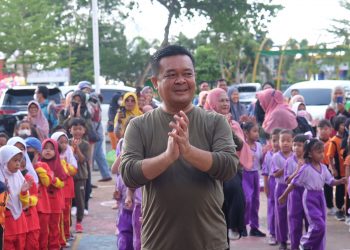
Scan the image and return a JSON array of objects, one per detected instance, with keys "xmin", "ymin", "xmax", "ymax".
[
  {"xmin": 120, "ymin": 120, "xmax": 148, "ymax": 188},
  {"xmin": 206, "ymin": 115, "xmax": 239, "ymax": 181}
]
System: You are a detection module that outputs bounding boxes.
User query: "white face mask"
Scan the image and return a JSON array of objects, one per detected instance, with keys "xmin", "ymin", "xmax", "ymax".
[
  {"xmin": 18, "ymin": 129, "xmax": 31, "ymax": 137},
  {"xmin": 118, "ymin": 100, "xmax": 122, "ymax": 106},
  {"xmin": 33, "ymin": 94, "xmax": 38, "ymax": 101}
]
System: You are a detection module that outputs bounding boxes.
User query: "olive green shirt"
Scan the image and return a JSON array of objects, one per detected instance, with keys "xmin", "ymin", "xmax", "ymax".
[{"xmin": 120, "ymin": 107, "xmax": 238, "ymax": 250}]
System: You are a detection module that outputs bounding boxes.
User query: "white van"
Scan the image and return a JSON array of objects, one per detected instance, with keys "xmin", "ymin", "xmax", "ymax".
[{"xmin": 283, "ymin": 80, "xmax": 350, "ymax": 120}]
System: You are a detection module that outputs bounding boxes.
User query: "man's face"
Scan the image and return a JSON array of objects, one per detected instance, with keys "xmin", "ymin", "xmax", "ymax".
[
  {"xmin": 200, "ymin": 82, "xmax": 209, "ymax": 91},
  {"xmin": 217, "ymin": 81, "xmax": 228, "ymax": 92},
  {"xmin": 151, "ymin": 55, "xmax": 196, "ymax": 109}
]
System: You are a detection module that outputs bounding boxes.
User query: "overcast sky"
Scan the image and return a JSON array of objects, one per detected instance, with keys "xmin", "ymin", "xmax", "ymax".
[{"xmin": 123, "ymin": 0, "xmax": 349, "ymax": 46}]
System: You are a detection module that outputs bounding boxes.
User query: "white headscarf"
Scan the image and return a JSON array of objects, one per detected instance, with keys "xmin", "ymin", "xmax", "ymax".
[
  {"xmin": 0, "ymin": 145, "xmax": 24, "ymax": 220},
  {"xmin": 7, "ymin": 137, "xmax": 39, "ymax": 183},
  {"xmin": 51, "ymin": 132, "xmax": 78, "ymax": 169}
]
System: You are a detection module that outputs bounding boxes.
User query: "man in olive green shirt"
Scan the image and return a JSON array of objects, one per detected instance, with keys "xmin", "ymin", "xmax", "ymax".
[{"xmin": 120, "ymin": 45, "xmax": 239, "ymax": 250}]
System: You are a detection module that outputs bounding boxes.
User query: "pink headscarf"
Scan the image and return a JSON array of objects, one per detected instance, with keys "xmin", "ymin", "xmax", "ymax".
[
  {"xmin": 27, "ymin": 101, "xmax": 49, "ymax": 140},
  {"xmin": 256, "ymin": 89, "xmax": 297, "ymax": 134},
  {"xmin": 205, "ymin": 88, "xmax": 253, "ymax": 170}
]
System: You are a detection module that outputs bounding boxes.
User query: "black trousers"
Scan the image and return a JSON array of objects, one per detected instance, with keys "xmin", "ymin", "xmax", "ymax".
[
  {"xmin": 223, "ymin": 170, "xmax": 245, "ymax": 233},
  {"xmin": 324, "ymin": 184, "xmax": 334, "ymax": 209}
]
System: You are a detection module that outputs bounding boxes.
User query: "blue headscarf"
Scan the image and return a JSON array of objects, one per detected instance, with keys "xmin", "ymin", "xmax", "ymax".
[
  {"xmin": 25, "ymin": 137, "xmax": 42, "ymax": 153},
  {"xmin": 227, "ymin": 86, "xmax": 247, "ymax": 122}
]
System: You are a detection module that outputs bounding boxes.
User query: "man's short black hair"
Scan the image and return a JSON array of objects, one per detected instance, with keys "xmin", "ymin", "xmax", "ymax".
[
  {"xmin": 151, "ymin": 45, "xmax": 195, "ymax": 76},
  {"xmin": 0, "ymin": 132, "xmax": 9, "ymax": 140},
  {"xmin": 36, "ymin": 86, "xmax": 49, "ymax": 99},
  {"xmin": 216, "ymin": 79, "xmax": 226, "ymax": 84}
]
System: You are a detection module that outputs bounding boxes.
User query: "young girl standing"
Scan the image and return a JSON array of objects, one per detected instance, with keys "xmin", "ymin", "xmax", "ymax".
[
  {"xmin": 0, "ymin": 145, "xmax": 32, "ymax": 250},
  {"xmin": 51, "ymin": 132, "xmax": 78, "ymax": 245},
  {"xmin": 242, "ymin": 121, "xmax": 266, "ymax": 237},
  {"xmin": 41, "ymin": 139, "xmax": 66, "ymax": 250},
  {"xmin": 262, "ymin": 128, "xmax": 281, "ymax": 245},
  {"xmin": 284, "ymin": 134, "xmax": 308, "ymax": 250},
  {"xmin": 279, "ymin": 139, "xmax": 347, "ymax": 250},
  {"xmin": 272, "ymin": 129, "xmax": 293, "ymax": 250},
  {"xmin": 26, "ymin": 137, "xmax": 53, "ymax": 250}
]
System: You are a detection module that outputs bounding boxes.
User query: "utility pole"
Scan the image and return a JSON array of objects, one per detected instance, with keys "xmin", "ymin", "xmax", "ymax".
[{"xmin": 92, "ymin": 0, "xmax": 100, "ymax": 94}]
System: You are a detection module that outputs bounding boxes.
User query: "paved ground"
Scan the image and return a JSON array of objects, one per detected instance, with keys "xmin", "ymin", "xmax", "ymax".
[{"xmin": 67, "ymin": 143, "xmax": 350, "ymax": 250}]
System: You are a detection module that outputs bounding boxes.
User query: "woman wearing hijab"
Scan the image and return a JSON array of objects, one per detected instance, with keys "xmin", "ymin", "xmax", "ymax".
[
  {"xmin": 205, "ymin": 87, "xmax": 252, "ymax": 240},
  {"xmin": 0, "ymin": 145, "xmax": 32, "ymax": 250},
  {"xmin": 114, "ymin": 92, "xmax": 143, "ymax": 139},
  {"xmin": 228, "ymin": 86, "xmax": 248, "ymax": 122},
  {"xmin": 255, "ymin": 89, "xmax": 298, "ymax": 134},
  {"xmin": 7, "ymin": 137, "xmax": 39, "ymax": 184},
  {"xmin": 107, "ymin": 93, "xmax": 123, "ymax": 150},
  {"xmin": 27, "ymin": 101, "xmax": 49, "ymax": 141}
]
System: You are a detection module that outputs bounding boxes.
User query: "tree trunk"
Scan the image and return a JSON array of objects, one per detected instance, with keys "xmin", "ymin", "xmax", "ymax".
[{"xmin": 135, "ymin": 8, "xmax": 175, "ymax": 87}]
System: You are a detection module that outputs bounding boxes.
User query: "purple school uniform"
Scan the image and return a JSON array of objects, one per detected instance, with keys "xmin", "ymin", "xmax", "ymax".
[
  {"xmin": 243, "ymin": 142, "xmax": 263, "ymax": 229},
  {"xmin": 133, "ymin": 188, "xmax": 142, "ymax": 250},
  {"xmin": 292, "ymin": 163, "xmax": 334, "ymax": 250},
  {"xmin": 284, "ymin": 155, "xmax": 308, "ymax": 250},
  {"xmin": 262, "ymin": 150, "xmax": 276, "ymax": 237},
  {"xmin": 116, "ymin": 175, "xmax": 133, "ymax": 250},
  {"xmin": 272, "ymin": 151, "xmax": 291, "ymax": 243}
]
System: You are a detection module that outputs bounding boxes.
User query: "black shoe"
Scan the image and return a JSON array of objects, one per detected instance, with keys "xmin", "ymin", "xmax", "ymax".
[
  {"xmin": 279, "ymin": 242, "xmax": 287, "ymax": 250},
  {"xmin": 91, "ymin": 184, "xmax": 98, "ymax": 188},
  {"xmin": 299, "ymin": 244, "xmax": 311, "ymax": 250},
  {"xmin": 249, "ymin": 228, "xmax": 266, "ymax": 237},
  {"xmin": 241, "ymin": 228, "xmax": 248, "ymax": 237},
  {"xmin": 98, "ymin": 177, "xmax": 112, "ymax": 182},
  {"xmin": 335, "ymin": 210, "xmax": 345, "ymax": 221}
]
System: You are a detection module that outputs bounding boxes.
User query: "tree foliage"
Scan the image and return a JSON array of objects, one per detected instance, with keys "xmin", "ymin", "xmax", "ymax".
[{"xmin": 0, "ymin": 0, "xmax": 61, "ymax": 77}]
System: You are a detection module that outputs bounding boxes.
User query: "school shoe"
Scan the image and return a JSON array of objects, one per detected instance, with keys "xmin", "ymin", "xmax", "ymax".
[
  {"xmin": 327, "ymin": 207, "xmax": 337, "ymax": 216},
  {"xmin": 76, "ymin": 223, "xmax": 83, "ymax": 233},
  {"xmin": 299, "ymin": 245, "xmax": 311, "ymax": 250},
  {"xmin": 71, "ymin": 206, "xmax": 77, "ymax": 217},
  {"xmin": 63, "ymin": 242, "xmax": 71, "ymax": 248},
  {"xmin": 241, "ymin": 227, "xmax": 248, "ymax": 237},
  {"xmin": 279, "ymin": 242, "xmax": 287, "ymax": 250},
  {"xmin": 249, "ymin": 228, "xmax": 266, "ymax": 237},
  {"xmin": 335, "ymin": 210, "xmax": 345, "ymax": 221},
  {"xmin": 267, "ymin": 236, "xmax": 277, "ymax": 245},
  {"xmin": 228, "ymin": 229, "xmax": 240, "ymax": 240},
  {"xmin": 345, "ymin": 216, "xmax": 350, "ymax": 226}
]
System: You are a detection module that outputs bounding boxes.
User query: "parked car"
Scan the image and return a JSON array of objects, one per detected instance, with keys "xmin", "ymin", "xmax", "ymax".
[
  {"xmin": 236, "ymin": 83, "xmax": 262, "ymax": 106},
  {"xmin": 0, "ymin": 85, "xmax": 63, "ymax": 136},
  {"xmin": 283, "ymin": 80, "xmax": 350, "ymax": 120}
]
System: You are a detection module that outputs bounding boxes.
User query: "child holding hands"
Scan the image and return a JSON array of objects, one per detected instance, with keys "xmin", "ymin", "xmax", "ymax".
[{"xmin": 279, "ymin": 139, "xmax": 347, "ymax": 250}]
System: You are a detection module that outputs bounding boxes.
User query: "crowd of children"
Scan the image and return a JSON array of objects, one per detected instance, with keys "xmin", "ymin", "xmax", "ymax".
[
  {"xmin": 259, "ymin": 118, "xmax": 349, "ymax": 250},
  {"xmin": 0, "ymin": 117, "xmax": 90, "ymax": 250}
]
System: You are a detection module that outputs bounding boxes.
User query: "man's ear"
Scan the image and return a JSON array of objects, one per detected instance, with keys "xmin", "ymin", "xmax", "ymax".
[{"xmin": 151, "ymin": 76, "xmax": 158, "ymax": 90}]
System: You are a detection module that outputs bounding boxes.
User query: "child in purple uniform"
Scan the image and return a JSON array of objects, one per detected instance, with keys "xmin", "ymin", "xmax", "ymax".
[
  {"xmin": 242, "ymin": 122, "xmax": 266, "ymax": 237},
  {"xmin": 279, "ymin": 139, "xmax": 347, "ymax": 250},
  {"xmin": 125, "ymin": 188, "xmax": 142, "ymax": 250},
  {"xmin": 272, "ymin": 129, "xmax": 293, "ymax": 250},
  {"xmin": 262, "ymin": 128, "xmax": 281, "ymax": 245},
  {"xmin": 284, "ymin": 134, "xmax": 308, "ymax": 250}
]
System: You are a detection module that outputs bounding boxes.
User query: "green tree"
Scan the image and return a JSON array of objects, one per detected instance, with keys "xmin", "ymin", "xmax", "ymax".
[
  {"xmin": 0, "ymin": 0, "xmax": 61, "ymax": 79},
  {"xmin": 135, "ymin": 0, "xmax": 282, "ymax": 86},
  {"xmin": 194, "ymin": 45, "xmax": 221, "ymax": 83}
]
